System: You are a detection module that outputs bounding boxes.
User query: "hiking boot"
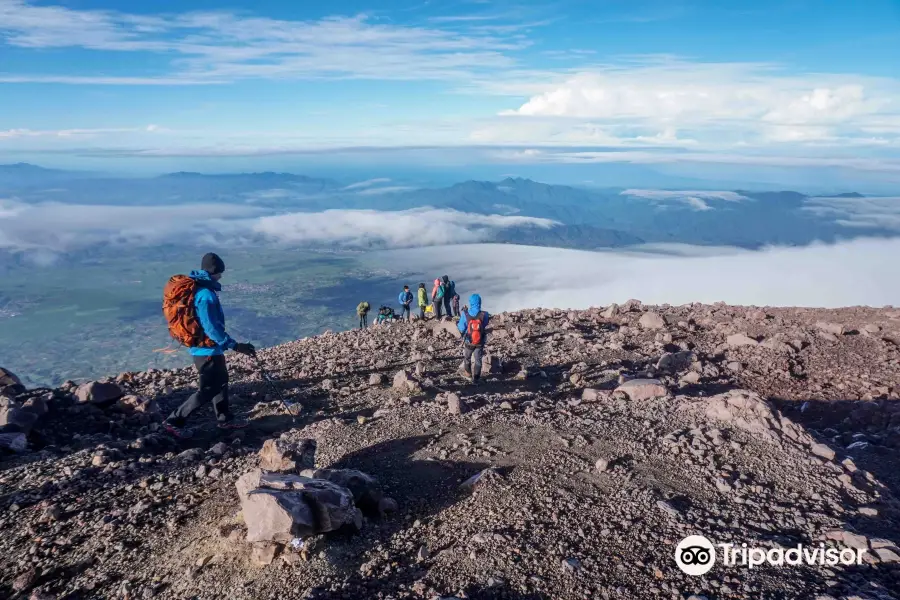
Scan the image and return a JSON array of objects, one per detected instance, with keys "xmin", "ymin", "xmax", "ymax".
[
  {"xmin": 471, "ymin": 375, "xmax": 481, "ymax": 386},
  {"xmin": 217, "ymin": 417, "xmax": 249, "ymax": 430},
  {"xmin": 162, "ymin": 421, "xmax": 193, "ymax": 439}
]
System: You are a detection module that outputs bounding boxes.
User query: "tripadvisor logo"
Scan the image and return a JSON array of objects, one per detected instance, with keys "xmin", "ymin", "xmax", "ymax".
[
  {"xmin": 676, "ymin": 535, "xmax": 716, "ymax": 575},
  {"xmin": 675, "ymin": 535, "xmax": 866, "ymax": 575}
]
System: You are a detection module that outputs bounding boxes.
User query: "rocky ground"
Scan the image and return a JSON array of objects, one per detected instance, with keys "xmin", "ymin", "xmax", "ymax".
[{"xmin": 2, "ymin": 300, "xmax": 900, "ymax": 600}]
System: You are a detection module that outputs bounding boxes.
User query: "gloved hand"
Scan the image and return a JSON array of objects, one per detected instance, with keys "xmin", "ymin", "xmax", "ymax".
[{"xmin": 233, "ymin": 342, "xmax": 256, "ymax": 356}]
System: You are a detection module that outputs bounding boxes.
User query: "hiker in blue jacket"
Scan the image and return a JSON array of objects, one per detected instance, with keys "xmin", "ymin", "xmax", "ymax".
[
  {"xmin": 398, "ymin": 285, "xmax": 413, "ymax": 321},
  {"xmin": 457, "ymin": 293, "xmax": 490, "ymax": 384},
  {"xmin": 164, "ymin": 253, "xmax": 255, "ymax": 438}
]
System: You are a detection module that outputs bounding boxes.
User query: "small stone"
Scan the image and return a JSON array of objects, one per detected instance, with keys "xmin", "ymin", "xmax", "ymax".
[
  {"xmin": 446, "ymin": 393, "xmax": 464, "ymax": 415},
  {"xmin": 251, "ymin": 542, "xmax": 280, "ymax": 566},
  {"xmin": 874, "ymin": 547, "xmax": 900, "ymax": 563},
  {"xmin": 561, "ymin": 557, "xmax": 581, "ymax": 572},
  {"xmin": 811, "ymin": 443, "xmax": 835, "ymax": 461},
  {"xmin": 417, "ymin": 545, "xmax": 429, "ymax": 561},
  {"xmin": 595, "ymin": 458, "xmax": 609, "ymax": 473}
]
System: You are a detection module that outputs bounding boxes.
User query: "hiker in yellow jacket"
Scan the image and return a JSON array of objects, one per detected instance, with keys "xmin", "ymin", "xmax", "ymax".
[{"xmin": 417, "ymin": 283, "xmax": 428, "ymax": 320}]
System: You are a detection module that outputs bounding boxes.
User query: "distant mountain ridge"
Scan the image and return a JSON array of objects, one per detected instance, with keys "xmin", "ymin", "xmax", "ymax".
[{"xmin": 0, "ymin": 163, "xmax": 892, "ymax": 251}]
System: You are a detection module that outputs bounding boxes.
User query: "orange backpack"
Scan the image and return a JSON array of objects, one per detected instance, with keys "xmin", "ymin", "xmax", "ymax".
[
  {"xmin": 465, "ymin": 311, "xmax": 485, "ymax": 347},
  {"xmin": 162, "ymin": 275, "xmax": 215, "ymax": 348}
]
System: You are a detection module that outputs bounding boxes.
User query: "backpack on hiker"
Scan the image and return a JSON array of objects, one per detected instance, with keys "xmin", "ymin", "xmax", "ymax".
[
  {"xmin": 464, "ymin": 312, "xmax": 486, "ymax": 348},
  {"xmin": 162, "ymin": 275, "xmax": 215, "ymax": 348},
  {"xmin": 377, "ymin": 306, "xmax": 395, "ymax": 324}
]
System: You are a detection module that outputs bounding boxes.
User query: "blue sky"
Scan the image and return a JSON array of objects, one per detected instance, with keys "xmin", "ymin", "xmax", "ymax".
[{"xmin": 0, "ymin": 0, "xmax": 899, "ymax": 186}]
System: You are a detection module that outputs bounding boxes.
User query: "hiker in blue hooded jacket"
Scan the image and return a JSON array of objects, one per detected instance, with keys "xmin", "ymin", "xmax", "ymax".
[
  {"xmin": 457, "ymin": 293, "xmax": 490, "ymax": 384},
  {"xmin": 398, "ymin": 285, "xmax": 413, "ymax": 321},
  {"xmin": 164, "ymin": 253, "xmax": 255, "ymax": 437}
]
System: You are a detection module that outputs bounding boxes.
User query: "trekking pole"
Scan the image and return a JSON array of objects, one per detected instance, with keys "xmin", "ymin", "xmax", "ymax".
[{"xmin": 251, "ymin": 353, "xmax": 299, "ymax": 422}]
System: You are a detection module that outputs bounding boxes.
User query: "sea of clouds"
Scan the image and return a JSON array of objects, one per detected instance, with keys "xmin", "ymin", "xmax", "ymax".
[{"xmin": 376, "ymin": 239, "xmax": 898, "ymax": 309}]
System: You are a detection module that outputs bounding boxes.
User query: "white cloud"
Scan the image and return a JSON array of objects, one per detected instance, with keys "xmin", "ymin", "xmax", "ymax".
[
  {"xmin": 251, "ymin": 208, "xmax": 557, "ymax": 247},
  {"xmin": 0, "ymin": 198, "xmax": 261, "ymax": 251},
  {"xmin": 0, "ymin": 199, "xmax": 557, "ymax": 253},
  {"xmin": 803, "ymin": 196, "xmax": 900, "ymax": 231},
  {"xmin": 378, "ymin": 239, "xmax": 900, "ymax": 310},
  {"xmin": 497, "ymin": 60, "xmax": 900, "ymax": 149},
  {"xmin": 342, "ymin": 178, "xmax": 392, "ymax": 190}
]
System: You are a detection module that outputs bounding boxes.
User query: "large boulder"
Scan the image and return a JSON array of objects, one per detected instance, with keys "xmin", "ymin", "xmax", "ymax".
[
  {"xmin": 0, "ymin": 406, "xmax": 38, "ymax": 434},
  {"xmin": 816, "ymin": 322, "xmax": 846, "ymax": 336},
  {"xmin": 656, "ymin": 351, "xmax": 696, "ymax": 372},
  {"xmin": 614, "ymin": 379, "xmax": 668, "ymax": 401},
  {"xmin": 259, "ymin": 438, "xmax": 317, "ymax": 473},
  {"xmin": 639, "ymin": 312, "xmax": 667, "ymax": 330},
  {"xmin": 299, "ymin": 468, "xmax": 384, "ymax": 515},
  {"xmin": 75, "ymin": 381, "xmax": 124, "ymax": 405},
  {"xmin": 0, "ymin": 432, "xmax": 27, "ymax": 452},
  {"xmin": 236, "ymin": 469, "xmax": 362, "ymax": 543},
  {"xmin": 726, "ymin": 333, "xmax": 760, "ymax": 348},
  {"xmin": 0, "ymin": 367, "xmax": 25, "ymax": 396}
]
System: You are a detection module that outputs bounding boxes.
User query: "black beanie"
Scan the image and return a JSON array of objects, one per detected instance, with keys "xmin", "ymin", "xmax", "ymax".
[{"xmin": 201, "ymin": 252, "xmax": 225, "ymax": 275}]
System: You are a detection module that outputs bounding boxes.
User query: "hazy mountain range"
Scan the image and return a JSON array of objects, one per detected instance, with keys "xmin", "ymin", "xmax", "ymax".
[{"xmin": 1, "ymin": 163, "xmax": 898, "ymax": 254}]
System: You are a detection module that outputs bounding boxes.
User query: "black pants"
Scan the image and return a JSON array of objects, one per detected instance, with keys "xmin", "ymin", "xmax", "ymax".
[
  {"xmin": 168, "ymin": 355, "xmax": 230, "ymax": 425},
  {"xmin": 401, "ymin": 304, "xmax": 411, "ymax": 321},
  {"xmin": 443, "ymin": 295, "xmax": 453, "ymax": 318},
  {"xmin": 434, "ymin": 299, "xmax": 443, "ymax": 319},
  {"xmin": 359, "ymin": 314, "xmax": 367, "ymax": 328},
  {"xmin": 419, "ymin": 305, "xmax": 426, "ymax": 319},
  {"xmin": 463, "ymin": 345, "xmax": 484, "ymax": 380}
]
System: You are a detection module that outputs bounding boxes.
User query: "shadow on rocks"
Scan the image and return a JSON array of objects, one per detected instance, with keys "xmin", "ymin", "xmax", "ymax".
[
  {"xmin": 300, "ymin": 435, "xmax": 497, "ymax": 598},
  {"xmin": 772, "ymin": 395, "xmax": 900, "ymax": 544}
]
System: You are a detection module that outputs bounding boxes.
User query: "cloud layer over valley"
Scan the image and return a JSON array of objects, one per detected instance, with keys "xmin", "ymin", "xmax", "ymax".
[
  {"xmin": 0, "ymin": 199, "xmax": 557, "ymax": 255},
  {"xmin": 380, "ymin": 239, "xmax": 899, "ymax": 310}
]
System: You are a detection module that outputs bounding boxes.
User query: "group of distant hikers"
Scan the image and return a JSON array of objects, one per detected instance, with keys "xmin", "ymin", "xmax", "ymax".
[
  {"xmin": 355, "ymin": 275, "xmax": 460, "ymax": 326},
  {"xmin": 160, "ymin": 253, "xmax": 489, "ymax": 438}
]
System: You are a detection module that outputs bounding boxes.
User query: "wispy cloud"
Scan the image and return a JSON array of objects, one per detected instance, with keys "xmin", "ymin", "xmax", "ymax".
[
  {"xmin": 494, "ymin": 148, "xmax": 900, "ymax": 174},
  {"xmin": 382, "ymin": 238, "xmax": 900, "ymax": 310},
  {"xmin": 342, "ymin": 178, "xmax": 392, "ymax": 190},
  {"xmin": 0, "ymin": 0, "xmax": 525, "ymax": 84},
  {"xmin": 0, "ymin": 198, "xmax": 261, "ymax": 252},
  {"xmin": 0, "ymin": 125, "xmax": 162, "ymax": 138},
  {"xmin": 621, "ymin": 189, "xmax": 749, "ymax": 211},
  {"xmin": 355, "ymin": 185, "xmax": 418, "ymax": 196},
  {"xmin": 252, "ymin": 208, "xmax": 557, "ymax": 247}
]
